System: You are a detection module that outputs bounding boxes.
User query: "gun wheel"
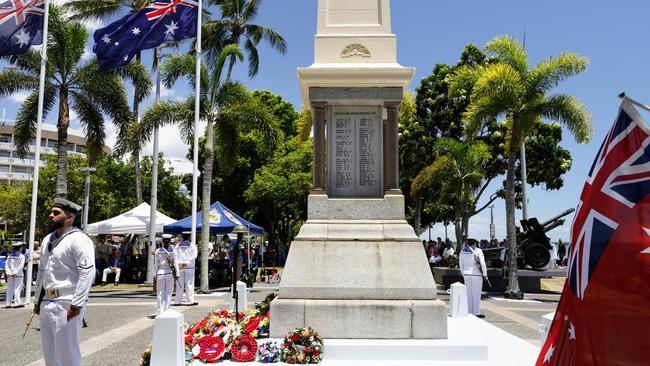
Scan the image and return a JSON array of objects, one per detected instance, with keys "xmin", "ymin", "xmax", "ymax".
[{"xmin": 524, "ymin": 242, "xmax": 550, "ymax": 269}]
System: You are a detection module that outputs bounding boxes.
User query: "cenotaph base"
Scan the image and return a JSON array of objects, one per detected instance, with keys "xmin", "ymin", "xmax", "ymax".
[{"xmin": 270, "ymin": 0, "xmax": 447, "ymax": 339}]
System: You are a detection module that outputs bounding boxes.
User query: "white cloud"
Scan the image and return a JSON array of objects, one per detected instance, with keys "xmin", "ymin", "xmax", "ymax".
[
  {"xmin": 150, "ymin": 84, "xmax": 176, "ymax": 100},
  {"xmin": 81, "ymin": 46, "xmax": 93, "ymax": 61},
  {"xmin": 10, "ymin": 91, "xmax": 30, "ymax": 103},
  {"xmin": 140, "ymin": 122, "xmax": 206, "ymax": 175}
]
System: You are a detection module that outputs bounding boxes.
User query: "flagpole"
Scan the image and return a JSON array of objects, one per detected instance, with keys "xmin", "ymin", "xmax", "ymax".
[
  {"xmin": 619, "ymin": 92, "xmax": 650, "ymax": 113},
  {"xmin": 25, "ymin": 0, "xmax": 50, "ymax": 305},
  {"xmin": 191, "ymin": 0, "xmax": 202, "ymax": 267},
  {"xmin": 147, "ymin": 48, "xmax": 161, "ymax": 283}
]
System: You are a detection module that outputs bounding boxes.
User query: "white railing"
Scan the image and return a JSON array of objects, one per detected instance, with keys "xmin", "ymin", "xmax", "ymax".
[{"xmin": 0, "ymin": 171, "xmax": 31, "ymax": 180}]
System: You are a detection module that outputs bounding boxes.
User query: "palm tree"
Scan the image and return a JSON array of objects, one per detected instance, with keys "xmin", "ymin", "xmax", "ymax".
[
  {"xmin": 203, "ymin": 0, "xmax": 287, "ymax": 80},
  {"xmin": 63, "ymin": 0, "xmax": 156, "ymax": 205},
  {"xmin": 448, "ymin": 36, "xmax": 593, "ymax": 298},
  {"xmin": 411, "ymin": 138, "xmax": 491, "ymax": 254},
  {"xmin": 0, "ymin": 6, "xmax": 149, "ymax": 198},
  {"xmin": 138, "ymin": 46, "xmax": 280, "ymax": 292}
]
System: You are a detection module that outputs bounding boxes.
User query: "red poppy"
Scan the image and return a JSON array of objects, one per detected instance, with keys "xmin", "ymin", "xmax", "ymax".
[
  {"xmin": 304, "ymin": 347, "xmax": 312, "ymax": 353},
  {"xmin": 292, "ymin": 334, "xmax": 300, "ymax": 342},
  {"xmin": 313, "ymin": 349, "xmax": 321, "ymax": 356}
]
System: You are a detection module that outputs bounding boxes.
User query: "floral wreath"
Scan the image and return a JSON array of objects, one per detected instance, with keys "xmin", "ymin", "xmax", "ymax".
[
  {"xmin": 281, "ymin": 327, "xmax": 324, "ymax": 364},
  {"xmin": 241, "ymin": 311, "xmax": 270, "ymax": 338},
  {"xmin": 230, "ymin": 334, "xmax": 258, "ymax": 362},
  {"xmin": 257, "ymin": 341, "xmax": 281, "ymax": 363},
  {"xmin": 193, "ymin": 336, "xmax": 226, "ymax": 363}
]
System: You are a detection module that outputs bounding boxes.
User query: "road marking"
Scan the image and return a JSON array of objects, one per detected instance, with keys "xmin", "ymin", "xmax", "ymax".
[{"xmin": 480, "ymin": 301, "xmax": 542, "ymax": 332}]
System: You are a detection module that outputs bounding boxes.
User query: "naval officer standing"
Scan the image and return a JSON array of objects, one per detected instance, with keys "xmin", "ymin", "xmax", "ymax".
[
  {"xmin": 154, "ymin": 234, "xmax": 178, "ymax": 314},
  {"xmin": 5, "ymin": 242, "xmax": 26, "ymax": 308},
  {"xmin": 459, "ymin": 238, "xmax": 488, "ymax": 317},
  {"xmin": 174, "ymin": 233, "xmax": 198, "ymax": 306},
  {"xmin": 35, "ymin": 198, "xmax": 95, "ymax": 366}
]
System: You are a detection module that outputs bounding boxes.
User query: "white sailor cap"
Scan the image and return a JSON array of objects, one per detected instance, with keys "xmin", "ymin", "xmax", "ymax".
[{"xmin": 162, "ymin": 234, "xmax": 173, "ymax": 239}]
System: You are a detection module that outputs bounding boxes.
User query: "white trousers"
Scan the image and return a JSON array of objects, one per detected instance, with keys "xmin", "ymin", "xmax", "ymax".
[
  {"xmin": 101, "ymin": 268, "xmax": 121, "ymax": 283},
  {"xmin": 175, "ymin": 268, "xmax": 195, "ymax": 304},
  {"xmin": 463, "ymin": 275, "xmax": 484, "ymax": 316},
  {"xmin": 40, "ymin": 300, "xmax": 86, "ymax": 366},
  {"xmin": 6, "ymin": 276, "xmax": 23, "ymax": 306},
  {"xmin": 156, "ymin": 273, "xmax": 173, "ymax": 314}
]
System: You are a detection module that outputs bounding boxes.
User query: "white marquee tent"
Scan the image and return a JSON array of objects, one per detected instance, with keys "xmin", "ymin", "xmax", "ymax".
[{"xmin": 85, "ymin": 202, "xmax": 176, "ymax": 235}]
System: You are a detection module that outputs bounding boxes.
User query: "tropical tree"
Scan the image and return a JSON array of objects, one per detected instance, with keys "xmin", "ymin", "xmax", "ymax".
[
  {"xmin": 138, "ymin": 46, "xmax": 280, "ymax": 292},
  {"xmin": 202, "ymin": 0, "xmax": 287, "ymax": 80},
  {"xmin": 411, "ymin": 138, "xmax": 491, "ymax": 253},
  {"xmin": 0, "ymin": 6, "xmax": 148, "ymax": 198},
  {"xmin": 447, "ymin": 36, "xmax": 593, "ymax": 298}
]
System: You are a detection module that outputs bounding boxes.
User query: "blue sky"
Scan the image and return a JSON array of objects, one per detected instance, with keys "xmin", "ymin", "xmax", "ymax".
[{"xmin": 3, "ymin": 0, "xmax": 650, "ymax": 242}]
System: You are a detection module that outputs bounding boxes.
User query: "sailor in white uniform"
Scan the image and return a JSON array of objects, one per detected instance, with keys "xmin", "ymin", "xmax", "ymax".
[
  {"xmin": 174, "ymin": 233, "xmax": 198, "ymax": 306},
  {"xmin": 5, "ymin": 242, "xmax": 26, "ymax": 308},
  {"xmin": 154, "ymin": 234, "xmax": 178, "ymax": 314},
  {"xmin": 34, "ymin": 198, "xmax": 95, "ymax": 366},
  {"xmin": 459, "ymin": 238, "xmax": 488, "ymax": 317}
]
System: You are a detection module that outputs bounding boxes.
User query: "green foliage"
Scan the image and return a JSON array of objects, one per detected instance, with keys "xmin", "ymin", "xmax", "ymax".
[
  {"xmin": 0, "ymin": 153, "xmax": 189, "ymax": 238},
  {"xmin": 251, "ymin": 90, "xmax": 299, "ymax": 138},
  {"xmin": 244, "ymin": 136, "xmax": 313, "ymax": 242}
]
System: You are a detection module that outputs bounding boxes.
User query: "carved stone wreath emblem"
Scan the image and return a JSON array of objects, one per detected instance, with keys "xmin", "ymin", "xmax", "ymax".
[{"xmin": 341, "ymin": 43, "xmax": 371, "ymax": 58}]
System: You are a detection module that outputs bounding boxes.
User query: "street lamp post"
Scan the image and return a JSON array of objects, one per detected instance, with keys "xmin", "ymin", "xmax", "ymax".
[
  {"xmin": 489, "ymin": 204, "xmax": 496, "ymax": 240},
  {"xmin": 81, "ymin": 167, "xmax": 97, "ymax": 231}
]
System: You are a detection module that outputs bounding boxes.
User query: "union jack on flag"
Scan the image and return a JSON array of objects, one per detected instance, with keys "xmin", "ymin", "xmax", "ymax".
[
  {"xmin": 93, "ymin": 0, "xmax": 198, "ymax": 71},
  {"xmin": 0, "ymin": 0, "xmax": 45, "ymax": 56},
  {"xmin": 537, "ymin": 98, "xmax": 650, "ymax": 366}
]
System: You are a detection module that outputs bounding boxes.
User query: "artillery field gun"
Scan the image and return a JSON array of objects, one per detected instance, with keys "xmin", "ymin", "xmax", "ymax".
[{"xmin": 483, "ymin": 208, "xmax": 575, "ymax": 269}]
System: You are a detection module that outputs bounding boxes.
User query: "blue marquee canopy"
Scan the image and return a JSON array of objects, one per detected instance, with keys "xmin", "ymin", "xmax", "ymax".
[{"xmin": 163, "ymin": 201, "xmax": 264, "ymax": 235}]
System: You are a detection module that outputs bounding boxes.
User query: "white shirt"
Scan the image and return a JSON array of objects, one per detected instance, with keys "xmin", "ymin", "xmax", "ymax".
[
  {"xmin": 36, "ymin": 228, "xmax": 95, "ymax": 307},
  {"xmin": 459, "ymin": 245, "xmax": 487, "ymax": 277},
  {"xmin": 5, "ymin": 250, "xmax": 25, "ymax": 277},
  {"xmin": 443, "ymin": 246, "xmax": 455, "ymax": 259},
  {"xmin": 173, "ymin": 240, "xmax": 197, "ymax": 269},
  {"xmin": 154, "ymin": 246, "xmax": 178, "ymax": 275}
]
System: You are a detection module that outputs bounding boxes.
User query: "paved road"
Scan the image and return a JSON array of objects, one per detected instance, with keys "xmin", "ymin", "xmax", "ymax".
[{"xmin": 0, "ymin": 281, "xmax": 560, "ymax": 365}]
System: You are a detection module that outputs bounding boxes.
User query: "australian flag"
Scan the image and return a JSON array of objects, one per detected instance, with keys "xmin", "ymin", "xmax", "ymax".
[
  {"xmin": 536, "ymin": 99, "xmax": 650, "ymax": 366},
  {"xmin": 93, "ymin": 0, "xmax": 198, "ymax": 71},
  {"xmin": 0, "ymin": 0, "xmax": 45, "ymax": 56}
]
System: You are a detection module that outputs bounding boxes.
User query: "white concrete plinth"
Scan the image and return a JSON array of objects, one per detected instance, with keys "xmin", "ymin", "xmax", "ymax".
[
  {"xmin": 539, "ymin": 312, "xmax": 555, "ymax": 343},
  {"xmin": 230, "ymin": 281, "xmax": 248, "ymax": 313},
  {"xmin": 151, "ymin": 310, "xmax": 184, "ymax": 366},
  {"xmin": 190, "ymin": 316, "xmax": 540, "ymax": 366},
  {"xmin": 448, "ymin": 282, "xmax": 469, "ymax": 317}
]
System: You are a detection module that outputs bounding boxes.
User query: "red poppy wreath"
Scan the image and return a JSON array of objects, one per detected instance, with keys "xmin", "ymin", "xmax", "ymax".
[
  {"xmin": 231, "ymin": 334, "xmax": 258, "ymax": 362},
  {"xmin": 195, "ymin": 336, "xmax": 226, "ymax": 363}
]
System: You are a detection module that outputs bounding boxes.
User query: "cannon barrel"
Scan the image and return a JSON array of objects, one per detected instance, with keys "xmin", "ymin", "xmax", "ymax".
[
  {"xmin": 540, "ymin": 208, "xmax": 575, "ymax": 228},
  {"xmin": 542, "ymin": 219, "xmax": 565, "ymax": 233}
]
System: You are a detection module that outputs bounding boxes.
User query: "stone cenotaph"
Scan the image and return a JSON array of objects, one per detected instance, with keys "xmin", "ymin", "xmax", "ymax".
[{"xmin": 270, "ymin": 0, "xmax": 447, "ymax": 339}]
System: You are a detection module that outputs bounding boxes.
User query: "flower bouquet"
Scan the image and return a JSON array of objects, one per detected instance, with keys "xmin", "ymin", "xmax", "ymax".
[{"xmin": 281, "ymin": 327, "xmax": 324, "ymax": 364}]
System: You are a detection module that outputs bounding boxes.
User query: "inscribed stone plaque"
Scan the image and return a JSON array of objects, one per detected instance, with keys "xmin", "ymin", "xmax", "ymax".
[{"xmin": 328, "ymin": 106, "xmax": 382, "ymax": 197}]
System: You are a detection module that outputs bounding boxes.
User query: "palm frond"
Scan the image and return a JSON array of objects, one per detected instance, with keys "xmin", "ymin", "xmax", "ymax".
[
  {"xmin": 526, "ymin": 53, "xmax": 589, "ymax": 94},
  {"xmin": 213, "ymin": 113, "xmax": 240, "ymax": 174},
  {"xmin": 472, "ymin": 63, "xmax": 523, "ymax": 103},
  {"xmin": 109, "ymin": 60, "xmax": 153, "ymax": 104},
  {"xmin": 214, "ymin": 81, "xmax": 248, "ymax": 107},
  {"xmin": 138, "ymin": 101, "xmax": 196, "ymax": 146},
  {"xmin": 485, "ymin": 36, "xmax": 528, "ymax": 75},
  {"xmin": 0, "ymin": 68, "xmax": 39, "ymax": 98},
  {"xmin": 71, "ymin": 90, "xmax": 105, "ymax": 163},
  {"xmin": 12, "ymin": 86, "xmax": 56, "ymax": 157},
  {"xmin": 0, "ymin": 50, "xmax": 41, "ymax": 76},
  {"xmin": 411, "ymin": 155, "xmax": 452, "ymax": 197},
  {"xmin": 161, "ymin": 54, "xmax": 209, "ymax": 93},
  {"xmin": 241, "ymin": 0, "xmax": 260, "ymax": 22},
  {"xmin": 62, "ymin": 0, "xmax": 131, "ymax": 21},
  {"xmin": 244, "ymin": 24, "xmax": 287, "ymax": 55},
  {"xmin": 76, "ymin": 60, "xmax": 132, "ymax": 128},
  {"xmin": 243, "ymin": 37, "xmax": 259, "ymax": 78},
  {"xmin": 446, "ymin": 65, "xmax": 481, "ymax": 100},
  {"xmin": 541, "ymin": 94, "xmax": 593, "ymax": 143}
]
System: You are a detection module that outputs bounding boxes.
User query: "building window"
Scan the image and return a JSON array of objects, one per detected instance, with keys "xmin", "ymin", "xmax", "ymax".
[
  {"xmin": 0, "ymin": 134, "xmax": 11, "ymax": 143},
  {"xmin": 0, "ymin": 150, "xmax": 10, "ymax": 158},
  {"xmin": 11, "ymin": 166, "xmax": 31, "ymax": 174},
  {"xmin": 47, "ymin": 140, "xmax": 57, "ymax": 149},
  {"xmin": 76, "ymin": 145, "xmax": 86, "ymax": 153},
  {"xmin": 67, "ymin": 144, "xmax": 75, "ymax": 151},
  {"xmin": 0, "ymin": 166, "xmax": 10, "ymax": 172}
]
